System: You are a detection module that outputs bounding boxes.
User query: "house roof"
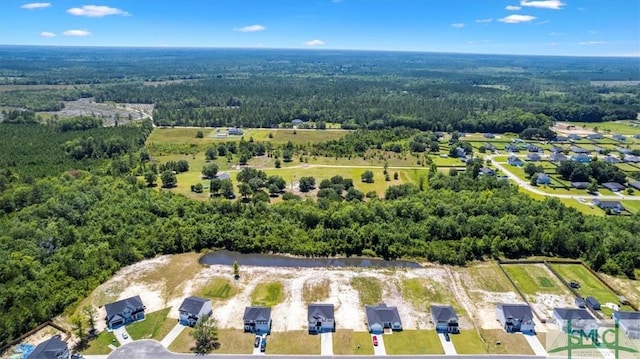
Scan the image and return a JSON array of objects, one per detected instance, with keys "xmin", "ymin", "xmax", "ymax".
[
  {"xmin": 308, "ymin": 303, "xmax": 335, "ymax": 322},
  {"xmin": 366, "ymin": 303, "xmax": 402, "ymax": 326},
  {"xmin": 592, "ymin": 199, "xmax": 624, "ymax": 210},
  {"xmin": 431, "ymin": 305, "xmax": 458, "ymax": 322},
  {"xmin": 217, "ymin": 172, "xmax": 231, "ymax": 180},
  {"xmin": 243, "ymin": 306, "xmax": 271, "ymax": 322},
  {"xmin": 614, "ymin": 311, "xmax": 640, "ymax": 321},
  {"xmin": 179, "ymin": 296, "xmax": 210, "ymax": 315},
  {"xmin": 550, "ymin": 153, "xmax": 568, "ymax": 161},
  {"xmin": 629, "ymin": 181, "xmax": 640, "ymax": 190},
  {"xmin": 479, "ymin": 168, "xmax": 495, "ymax": 175},
  {"xmin": 537, "ymin": 173, "xmax": 551, "ymax": 182},
  {"xmin": 553, "ymin": 308, "xmax": 594, "ymax": 321},
  {"xmin": 497, "ymin": 303, "xmax": 533, "ymax": 321},
  {"xmin": 527, "ymin": 153, "xmax": 541, "ymax": 160},
  {"xmin": 29, "ymin": 335, "xmax": 67, "ymax": 359},
  {"xmin": 105, "ymin": 295, "xmax": 145, "ymax": 321},
  {"xmin": 602, "ymin": 156, "xmax": 620, "ymax": 163},
  {"xmin": 602, "ymin": 182, "xmax": 625, "ymax": 191},
  {"xmin": 586, "ymin": 296, "xmax": 600, "ymax": 305},
  {"xmin": 571, "ymin": 182, "xmax": 590, "ymax": 189},
  {"xmin": 570, "ymin": 146, "xmax": 589, "ymax": 153},
  {"xmin": 571, "ymin": 154, "xmax": 590, "ymax": 161}
]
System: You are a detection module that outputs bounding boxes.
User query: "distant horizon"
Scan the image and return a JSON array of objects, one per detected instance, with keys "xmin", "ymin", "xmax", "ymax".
[{"xmin": 1, "ymin": 44, "xmax": 639, "ymax": 59}]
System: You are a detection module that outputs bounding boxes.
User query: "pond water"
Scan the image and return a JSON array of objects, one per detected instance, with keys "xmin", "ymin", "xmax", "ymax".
[{"xmin": 199, "ymin": 250, "xmax": 421, "ymax": 268}]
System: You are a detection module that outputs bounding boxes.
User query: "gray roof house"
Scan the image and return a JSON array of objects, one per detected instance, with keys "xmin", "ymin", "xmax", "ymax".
[
  {"xmin": 508, "ymin": 156, "xmax": 524, "ymax": 166},
  {"xmin": 613, "ymin": 134, "xmax": 627, "ymax": 141},
  {"xmin": 431, "ymin": 305, "xmax": 459, "ymax": 334},
  {"xmin": 586, "ymin": 133, "xmax": 604, "ymax": 140},
  {"xmin": 536, "ymin": 173, "xmax": 551, "ymax": 185},
  {"xmin": 629, "ymin": 181, "xmax": 640, "ymax": 191},
  {"xmin": 571, "ymin": 154, "xmax": 591, "ymax": 163},
  {"xmin": 549, "ymin": 152, "xmax": 568, "ymax": 162},
  {"xmin": 505, "ymin": 144, "xmax": 520, "ymax": 152},
  {"xmin": 179, "ymin": 296, "xmax": 212, "ymax": 327},
  {"xmin": 217, "ymin": 172, "xmax": 231, "ymax": 180},
  {"xmin": 624, "ymin": 154, "xmax": 640, "ymax": 163},
  {"xmin": 479, "ymin": 167, "xmax": 496, "ymax": 176},
  {"xmin": 496, "ymin": 303, "xmax": 535, "ymax": 334},
  {"xmin": 105, "ymin": 295, "xmax": 146, "ymax": 330},
  {"xmin": 527, "ymin": 153, "xmax": 542, "ymax": 162},
  {"xmin": 602, "ymin": 156, "xmax": 620, "ymax": 164},
  {"xmin": 613, "ymin": 311, "xmax": 640, "ymax": 339},
  {"xmin": 308, "ymin": 303, "xmax": 335, "ymax": 334},
  {"xmin": 592, "ymin": 199, "xmax": 625, "ymax": 214},
  {"xmin": 571, "ymin": 182, "xmax": 590, "ymax": 189},
  {"xmin": 602, "ymin": 182, "xmax": 625, "ymax": 192},
  {"xmin": 586, "ymin": 296, "xmax": 601, "ymax": 310},
  {"xmin": 243, "ymin": 306, "xmax": 272, "ymax": 334},
  {"xmin": 30, "ymin": 335, "xmax": 69, "ymax": 359},
  {"xmin": 553, "ymin": 308, "xmax": 596, "ymax": 333},
  {"xmin": 365, "ymin": 303, "xmax": 403, "ymax": 334},
  {"xmin": 570, "ymin": 146, "xmax": 590, "ymax": 154}
]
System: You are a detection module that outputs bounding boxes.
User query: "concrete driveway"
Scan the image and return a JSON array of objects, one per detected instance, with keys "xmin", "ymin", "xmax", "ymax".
[
  {"xmin": 160, "ymin": 322, "xmax": 185, "ymax": 348},
  {"xmin": 372, "ymin": 334, "xmax": 386, "ymax": 356},
  {"xmin": 112, "ymin": 326, "xmax": 132, "ymax": 346},
  {"xmin": 438, "ymin": 333, "xmax": 457, "ymax": 355},
  {"xmin": 523, "ymin": 333, "xmax": 546, "ymax": 356},
  {"xmin": 320, "ymin": 332, "xmax": 333, "ymax": 355}
]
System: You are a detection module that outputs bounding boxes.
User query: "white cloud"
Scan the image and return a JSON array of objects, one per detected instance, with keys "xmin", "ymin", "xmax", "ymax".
[
  {"xmin": 475, "ymin": 18, "xmax": 493, "ymax": 23},
  {"xmin": 63, "ymin": 29, "xmax": 91, "ymax": 37},
  {"xmin": 506, "ymin": 5, "xmax": 522, "ymax": 10},
  {"xmin": 520, "ymin": 0, "xmax": 565, "ymax": 10},
  {"xmin": 39, "ymin": 31, "xmax": 56, "ymax": 37},
  {"xmin": 579, "ymin": 41, "xmax": 607, "ymax": 45},
  {"xmin": 233, "ymin": 24, "xmax": 266, "ymax": 32},
  {"xmin": 67, "ymin": 5, "xmax": 129, "ymax": 17},
  {"xmin": 498, "ymin": 14, "xmax": 536, "ymax": 23},
  {"xmin": 21, "ymin": 2, "xmax": 51, "ymax": 9},
  {"xmin": 451, "ymin": 23, "xmax": 465, "ymax": 28},
  {"xmin": 305, "ymin": 39, "xmax": 325, "ymax": 46}
]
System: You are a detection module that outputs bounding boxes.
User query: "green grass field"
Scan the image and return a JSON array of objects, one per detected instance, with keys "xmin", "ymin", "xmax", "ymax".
[
  {"xmin": 464, "ymin": 262, "xmax": 515, "ymax": 293},
  {"xmin": 303, "ymin": 278, "xmax": 331, "ymax": 304},
  {"xmin": 480, "ymin": 329, "xmax": 534, "ymax": 355},
  {"xmin": 333, "ymin": 330, "xmax": 375, "ymax": 355},
  {"xmin": 622, "ymin": 200, "xmax": 640, "ymax": 214},
  {"xmin": 251, "ymin": 281, "xmax": 285, "ymax": 307},
  {"xmin": 168, "ymin": 328, "xmax": 255, "ymax": 354},
  {"xmin": 384, "ymin": 330, "xmax": 444, "ymax": 354},
  {"xmin": 126, "ymin": 308, "xmax": 176, "ymax": 341},
  {"xmin": 148, "ymin": 128, "xmax": 349, "ymax": 146},
  {"xmin": 81, "ymin": 330, "xmax": 119, "ymax": 355},
  {"xmin": 451, "ymin": 330, "xmax": 487, "ymax": 354},
  {"xmin": 562, "ymin": 121, "xmax": 640, "ymax": 136},
  {"xmin": 350, "ymin": 277, "xmax": 383, "ymax": 306},
  {"xmin": 402, "ymin": 278, "xmax": 458, "ymax": 313},
  {"xmin": 502, "ymin": 264, "xmax": 572, "ymax": 297},
  {"xmin": 195, "ymin": 277, "xmax": 238, "ymax": 300},
  {"xmin": 266, "ymin": 331, "xmax": 321, "ymax": 354},
  {"xmin": 167, "ymin": 327, "xmax": 194, "ymax": 353}
]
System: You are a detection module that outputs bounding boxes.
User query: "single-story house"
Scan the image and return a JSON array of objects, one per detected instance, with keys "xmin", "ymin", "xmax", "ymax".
[
  {"xmin": 227, "ymin": 127, "xmax": 243, "ymax": 135},
  {"xmin": 554, "ymin": 136, "xmax": 568, "ymax": 142},
  {"xmin": 527, "ymin": 153, "xmax": 542, "ymax": 162},
  {"xmin": 629, "ymin": 181, "xmax": 640, "ymax": 191},
  {"xmin": 505, "ymin": 144, "xmax": 520, "ymax": 153},
  {"xmin": 536, "ymin": 173, "xmax": 551, "ymax": 185},
  {"xmin": 635, "ymin": 134, "xmax": 640, "ymax": 140},
  {"xmin": 570, "ymin": 146, "xmax": 590, "ymax": 154},
  {"xmin": 453, "ymin": 147, "xmax": 466, "ymax": 158},
  {"xmin": 585, "ymin": 296, "xmax": 601, "ymax": 310},
  {"xmin": 624, "ymin": 154, "xmax": 640, "ymax": 163},
  {"xmin": 105, "ymin": 295, "xmax": 146, "ymax": 330},
  {"xmin": 527, "ymin": 144, "xmax": 542, "ymax": 153},
  {"xmin": 365, "ymin": 303, "xmax": 403, "ymax": 334},
  {"xmin": 30, "ymin": 335, "xmax": 69, "ymax": 359},
  {"xmin": 308, "ymin": 303, "xmax": 335, "ymax": 334},
  {"xmin": 550, "ymin": 145, "xmax": 564, "ymax": 153},
  {"xmin": 593, "ymin": 146, "xmax": 607, "ymax": 154},
  {"xmin": 575, "ymin": 297, "xmax": 586, "ymax": 308},
  {"xmin": 508, "ymin": 156, "xmax": 524, "ymax": 166},
  {"xmin": 602, "ymin": 156, "xmax": 620, "ymax": 164},
  {"xmin": 602, "ymin": 182, "xmax": 625, "ymax": 192},
  {"xmin": 568, "ymin": 134, "xmax": 582, "ymax": 141},
  {"xmin": 479, "ymin": 167, "xmax": 496, "ymax": 176},
  {"xmin": 485, "ymin": 143, "xmax": 496, "ymax": 151},
  {"xmin": 430, "ymin": 305, "xmax": 459, "ymax": 334},
  {"xmin": 243, "ymin": 306, "xmax": 272, "ymax": 334},
  {"xmin": 613, "ymin": 134, "xmax": 627, "ymax": 142},
  {"xmin": 571, "ymin": 182, "xmax": 590, "ymax": 189},
  {"xmin": 484, "ymin": 133, "xmax": 496, "ymax": 139},
  {"xmin": 592, "ymin": 199, "xmax": 625, "ymax": 214},
  {"xmin": 496, "ymin": 303, "xmax": 535, "ymax": 334},
  {"xmin": 571, "ymin": 154, "xmax": 591, "ymax": 163},
  {"xmin": 292, "ymin": 119, "xmax": 304, "ymax": 126},
  {"xmin": 179, "ymin": 296, "xmax": 212, "ymax": 327},
  {"xmin": 586, "ymin": 133, "xmax": 604, "ymax": 140},
  {"xmin": 618, "ymin": 147, "xmax": 633, "ymax": 155},
  {"xmin": 552, "ymin": 308, "xmax": 596, "ymax": 334},
  {"xmin": 217, "ymin": 172, "xmax": 231, "ymax": 180},
  {"xmin": 549, "ymin": 153, "xmax": 568, "ymax": 162},
  {"xmin": 613, "ymin": 311, "xmax": 640, "ymax": 339}
]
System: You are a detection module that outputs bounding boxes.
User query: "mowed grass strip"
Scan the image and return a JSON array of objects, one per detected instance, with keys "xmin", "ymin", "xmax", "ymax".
[
  {"xmin": 81, "ymin": 330, "xmax": 119, "ymax": 355},
  {"xmin": 402, "ymin": 278, "xmax": 447, "ymax": 310},
  {"xmin": 265, "ymin": 331, "xmax": 321, "ymax": 354},
  {"xmin": 216, "ymin": 329, "xmax": 255, "ymax": 354},
  {"xmin": 196, "ymin": 277, "xmax": 238, "ymax": 300},
  {"xmin": 451, "ymin": 330, "xmax": 486, "ymax": 354},
  {"xmin": 384, "ymin": 330, "xmax": 444, "ymax": 354},
  {"xmin": 251, "ymin": 281, "xmax": 285, "ymax": 307},
  {"xmin": 303, "ymin": 278, "xmax": 331, "ymax": 304},
  {"xmin": 126, "ymin": 307, "xmax": 175, "ymax": 340},
  {"xmin": 480, "ymin": 329, "xmax": 534, "ymax": 355},
  {"xmin": 350, "ymin": 277, "xmax": 383, "ymax": 306},
  {"xmin": 168, "ymin": 327, "xmax": 194, "ymax": 353},
  {"xmin": 333, "ymin": 330, "xmax": 375, "ymax": 355},
  {"xmin": 147, "ymin": 128, "xmax": 349, "ymax": 146},
  {"xmin": 502, "ymin": 264, "xmax": 572, "ymax": 296},
  {"xmin": 465, "ymin": 262, "xmax": 515, "ymax": 293}
]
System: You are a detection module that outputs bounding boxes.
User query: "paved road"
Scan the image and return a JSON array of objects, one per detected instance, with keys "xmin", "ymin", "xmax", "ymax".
[
  {"xmin": 488, "ymin": 154, "xmax": 640, "ymax": 201},
  {"xmin": 321, "ymin": 332, "xmax": 334, "ymax": 355},
  {"xmin": 438, "ymin": 333, "xmax": 457, "ymax": 355},
  {"xmin": 160, "ymin": 322, "xmax": 186, "ymax": 348}
]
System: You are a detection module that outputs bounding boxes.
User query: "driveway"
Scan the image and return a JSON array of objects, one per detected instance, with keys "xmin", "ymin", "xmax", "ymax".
[
  {"xmin": 372, "ymin": 334, "xmax": 386, "ymax": 356},
  {"xmin": 320, "ymin": 332, "xmax": 333, "ymax": 355},
  {"xmin": 438, "ymin": 333, "xmax": 457, "ymax": 355},
  {"xmin": 112, "ymin": 326, "xmax": 132, "ymax": 346},
  {"xmin": 523, "ymin": 333, "xmax": 546, "ymax": 356},
  {"xmin": 160, "ymin": 322, "xmax": 185, "ymax": 348},
  {"xmin": 252, "ymin": 334, "xmax": 265, "ymax": 355}
]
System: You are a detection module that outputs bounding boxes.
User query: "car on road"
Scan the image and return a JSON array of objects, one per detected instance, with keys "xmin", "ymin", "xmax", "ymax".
[
  {"xmin": 254, "ymin": 336, "xmax": 261, "ymax": 348},
  {"xmin": 122, "ymin": 333, "xmax": 129, "ymax": 340},
  {"xmin": 372, "ymin": 335, "xmax": 378, "ymax": 346}
]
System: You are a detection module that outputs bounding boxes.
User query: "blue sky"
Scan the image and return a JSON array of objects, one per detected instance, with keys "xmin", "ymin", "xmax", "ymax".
[{"xmin": 1, "ymin": 0, "xmax": 638, "ymax": 56}]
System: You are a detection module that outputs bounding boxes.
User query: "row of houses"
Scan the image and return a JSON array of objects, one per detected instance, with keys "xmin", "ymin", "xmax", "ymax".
[{"xmin": 556, "ymin": 133, "xmax": 639, "ymax": 142}]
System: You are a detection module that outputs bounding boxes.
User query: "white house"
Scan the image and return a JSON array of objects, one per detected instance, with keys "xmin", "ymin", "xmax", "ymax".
[
  {"xmin": 178, "ymin": 296, "xmax": 212, "ymax": 327},
  {"xmin": 243, "ymin": 306, "xmax": 272, "ymax": 334},
  {"xmin": 430, "ymin": 305, "xmax": 459, "ymax": 333},
  {"xmin": 613, "ymin": 311, "xmax": 640, "ymax": 339},
  {"xmin": 552, "ymin": 307, "xmax": 596, "ymax": 334},
  {"xmin": 308, "ymin": 303, "xmax": 335, "ymax": 334},
  {"xmin": 496, "ymin": 303, "xmax": 535, "ymax": 334}
]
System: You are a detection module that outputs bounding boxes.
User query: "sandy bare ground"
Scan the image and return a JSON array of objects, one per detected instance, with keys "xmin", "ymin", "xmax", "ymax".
[
  {"xmin": 41, "ymin": 98, "xmax": 153, "ymax": 126},
  {"xmin": 552, "ymin": 122, "xmax": 597, "ymax": 136}
]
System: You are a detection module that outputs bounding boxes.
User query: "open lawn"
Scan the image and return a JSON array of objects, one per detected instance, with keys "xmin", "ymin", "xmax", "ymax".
[
  {"xmin": 265, "ymin": 331, "xmax": 321, "ymax": 354},
  {"xmin": 167, "ymin": 327, "xmax": 194, "ymax": 353},
  {"xmin": 217, "ymin": 329, "xmax": 256, "ymax": 354},
  {"xmin": 127, "ymin": 308, "xmax": 175, "ymax": 340},
  {"xmin": 480, "ymin": 330, "xmax": 534, "ymax": 355},
  {"xmin": 303, "ymin": 278, "xmax": 331, "ymax": 304},
  {"xmin": 350, "ymin": 277, "xmax": 383, "ymax": 306},
  {"xmin": 451, "ymin": 330, "xmax": 487, "ymax": 354},
  {"xmin": 623, "ymin": 200, "xmax": 640, "ymax": 214},
  {"xmin": 195, "ymin": 277, "xmax": 238, "ymax": 300},
  {"xmin": 402, "ymin": 278, "xmax": 452, "ymax": 312},
  {"xmin": 563, "ymin": 121, "xmax": 640, "ymax": 136},
  {"xmin": 502, "ymin": 264, "xmax": 572, "ymax": 297},
  {"xmin": 148, "ymin": 128, "xmax": 349, "ymax": 146},
  {"xmin": 384, "ymin": 330, "xmax": 444, "ymax": 355},
  {"xmin": 332, "ymin": 330, "xmax": 375, "ymax": 355},
  {"xmin": 81, "ymin": 330, "xmax": 119, "ymax": 355},
  {"xmin": 465, "ymin": 262, "xmax": 514, "ymax": 293},
  {"xmin": 251, "ymin": 281, "xmax": 285, "ymax": 307}
]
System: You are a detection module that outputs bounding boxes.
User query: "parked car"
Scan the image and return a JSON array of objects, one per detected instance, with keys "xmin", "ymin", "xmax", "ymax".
[
  {"xmin": 260, "ymin": 338, "xmax": 267, "ymax": 352},
  {"xmin": 372, "ymin": 336, "xmax": 378, "ymax": 346},
  {"xmin": 254, "ymin": 336, "xmax": 261, "ymax": 348},
  {"xmin": 122, "ymin": 333, "xmax": 128, "ymax": 339},
  {"xmin": 444, "ymin": 332, "xmax": 450, "ymax": 342}
]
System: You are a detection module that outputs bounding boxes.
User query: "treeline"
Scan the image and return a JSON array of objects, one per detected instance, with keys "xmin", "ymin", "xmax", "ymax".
[{"xmin": 2, "ymin": 167, "xmax": 640, "ymax": 346}]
